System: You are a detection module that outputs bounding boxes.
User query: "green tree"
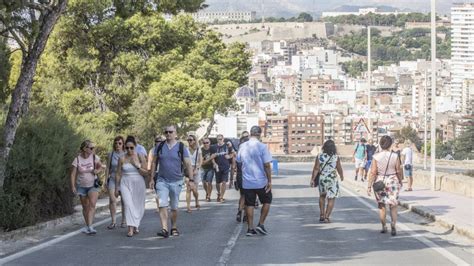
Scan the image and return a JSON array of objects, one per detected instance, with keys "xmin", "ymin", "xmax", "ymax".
[
  {"xmin": 0, "ymin": 37, "xmax": 10, "ymax": 103},
  {"xmin": 395, "ymin": 126, "xmax": 422, "ymax": 151},
  {"xmin": 0, "ymin": 0, "xmax": 69, "ymax": 189},
  {"xmin": 296, "ymin": 12, "xmax": 313, "ymax": 22}
]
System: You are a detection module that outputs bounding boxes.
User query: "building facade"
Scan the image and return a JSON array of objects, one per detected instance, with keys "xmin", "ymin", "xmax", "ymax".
[
  {"xmin": 451, "ymin": 3, "xmax": 474, "ymax": 112},
  {"xmin": 191, "ymin": 11, "xmax": 257, "ymax": 23}
]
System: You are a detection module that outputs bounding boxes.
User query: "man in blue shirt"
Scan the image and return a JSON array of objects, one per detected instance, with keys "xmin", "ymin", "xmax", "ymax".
[
  {"xmin": 150, "ymin": 125, "xmax": 192, "ymax": 238},
  {"xmin": 237, "ymin": 126, "xmax": 273, "ymax": 236}
]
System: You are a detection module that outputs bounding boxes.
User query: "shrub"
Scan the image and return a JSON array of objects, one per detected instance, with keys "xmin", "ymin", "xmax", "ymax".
[{"xmin": 1, "ymin": 107, "xmax": 82, "ymax": 231}]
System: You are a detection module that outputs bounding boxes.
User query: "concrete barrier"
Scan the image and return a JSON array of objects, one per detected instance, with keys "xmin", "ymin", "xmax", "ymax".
[{"xmin": 412, "ymin": 170, "xmax": 474, "ymax": 198}]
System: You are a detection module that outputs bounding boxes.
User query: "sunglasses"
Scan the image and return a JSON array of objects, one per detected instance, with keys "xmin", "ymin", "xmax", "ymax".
[
  {"xmin": 125, "ymin": 146, "xmax": 134, "ymax": 150},
  {"xmin": 88, "ymin": 147, "xmax": 95, "ymax": 150},
  {"xmin": 203, "ymin": 142, "xmax": 210, "ymax": 144},
  {"xmin": 164, "ymin": 131, "xmax": 174, "ymax": 134},
  {"xmin": 155, "ymin": 139, "xmax": 162, "ymax": 143}
]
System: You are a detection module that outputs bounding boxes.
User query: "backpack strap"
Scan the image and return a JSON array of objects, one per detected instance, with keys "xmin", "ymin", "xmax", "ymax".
[
  {"xmin": 178, "ymin": 142, "xmax": 184, "ymax": 173},
  {"xmin": 154, "ymin": 141, "xmax": 166, "ymax": 173}
]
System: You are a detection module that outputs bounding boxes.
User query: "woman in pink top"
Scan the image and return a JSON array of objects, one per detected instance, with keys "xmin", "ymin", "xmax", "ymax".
[
  {"xmin": 367, "ymin": 136, "xmax": 403, "ymax": 236},
  {"xmin": 70, "ymin": 140, "xmax": 104, "ymax": 235}
]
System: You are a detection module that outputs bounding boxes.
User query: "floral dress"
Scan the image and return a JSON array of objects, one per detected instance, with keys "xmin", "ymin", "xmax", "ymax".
[
  {"xmin": 373, "ymin": 151, "xmax": 401, "ymax": 206},
  {"xmin": 318, "ymin": 153, "xmax": 339, "ymax": 199}
]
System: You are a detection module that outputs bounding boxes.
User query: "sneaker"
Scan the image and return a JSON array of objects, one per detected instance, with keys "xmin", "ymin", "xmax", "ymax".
[
  {"xmin": 157, "ymin": 229, "xmax": 169, "ymax": 238},
  {"xmin": 81, "ymin": 226, "xmax": 89, "ymax": 234},
  {"xmin": 255, "ymin": 224, "xmax": 268, "ymax": 235},
  {"xmin": 246, "ymin": 229, "xmax": 258, "ymax": 236},
  {"xmin": 88, "ymin": 226, "xmax": 97, "ymax": 235}
]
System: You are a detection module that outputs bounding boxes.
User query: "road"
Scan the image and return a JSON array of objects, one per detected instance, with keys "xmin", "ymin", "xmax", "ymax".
[{"xmin": 1, "ymin": 163, "xmax": 473, "ymax": 265}]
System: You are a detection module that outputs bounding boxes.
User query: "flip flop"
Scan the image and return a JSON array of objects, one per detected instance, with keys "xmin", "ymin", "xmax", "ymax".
[{"xmin": 107, "ymin": 223, "xmax": 116, "ymax": 230}]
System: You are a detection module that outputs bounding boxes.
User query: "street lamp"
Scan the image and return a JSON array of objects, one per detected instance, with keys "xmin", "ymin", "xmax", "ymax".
[
  {"xmin": 367, "ymin": 26, "xmax": 372, "ymax": 138},
  {"xmin": 430, "ymin": 0, "xmax": 437, "ymax": 191}
]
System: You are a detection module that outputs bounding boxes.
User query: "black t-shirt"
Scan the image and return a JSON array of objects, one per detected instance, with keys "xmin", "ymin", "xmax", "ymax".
[
  {"xmin": 366, "ymin": 145, "xmax": 376, "ymax": 160},
  {"xmin": 201, "ymin": 146, "xmax": 215, "ymax": 170},
  {"xmin": 213, "ymin": 143, "xmax": 233, "ymax": 170}
]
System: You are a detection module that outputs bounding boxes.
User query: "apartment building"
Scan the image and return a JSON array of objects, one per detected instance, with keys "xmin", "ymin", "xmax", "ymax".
[
  {"xmin": 287, "ymin": 113, "xmax": 324, "ymax": 154},
  {"xmin": 301, "ymin": 75, "xmax": 340, "ymax": 104},
  {"xmin": 451, "ymin": 3, "xmax": 474, "ymax": 111},
  {"xmin": 262, "ymin": 112, "xmax": 288, "ymax": 155}
]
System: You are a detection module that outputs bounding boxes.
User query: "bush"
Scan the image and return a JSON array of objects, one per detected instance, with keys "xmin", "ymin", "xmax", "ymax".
[{"xmin": 1, "ymin": 107, "xmax": 82, "ymax": 231}]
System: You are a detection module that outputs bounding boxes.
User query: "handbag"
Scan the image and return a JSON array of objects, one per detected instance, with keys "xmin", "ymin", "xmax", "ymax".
[
  {"xmin": 372, "ymin": 152, "xmax": 392, "ymax": 192},
  {"xmin": 92, "ymin": 154, "xmax": 103, "ymax": 188},
  {"xmin": 314, "ymin": 154, "xmax": 333, "ymax": 187}
]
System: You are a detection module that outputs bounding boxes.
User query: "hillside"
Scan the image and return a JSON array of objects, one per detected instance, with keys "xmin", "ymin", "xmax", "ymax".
[{"xmin": 203, "ymin": 0, "xmax": 453, "ymax": 17}]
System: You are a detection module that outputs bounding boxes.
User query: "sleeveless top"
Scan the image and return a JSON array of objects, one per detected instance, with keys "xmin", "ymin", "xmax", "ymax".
[
  {"xmin": 108, "ymin": 151, "xmax": 125, "ymax": 178},
  {"xmin": 373, "ymin": 151, "xmax": 399, "ymax": 176},
  {"xmin": 318, "ymin": 153, "xmax": 338, "ymax": 178}
]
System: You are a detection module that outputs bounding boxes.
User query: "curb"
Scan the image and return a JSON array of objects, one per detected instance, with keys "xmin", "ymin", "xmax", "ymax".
[
  {"xmin": 0, "ymin": 203, "xmax": 112, "ymax": 242},
  {"xmin": 343, "ymin": 178, "xmax": 474, "ymax": 240}
]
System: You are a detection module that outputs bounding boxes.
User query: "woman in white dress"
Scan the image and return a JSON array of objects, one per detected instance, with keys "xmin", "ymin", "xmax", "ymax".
[{"xmin": 115, "ymin": 136, "xmax": 148, "ymax": 237}]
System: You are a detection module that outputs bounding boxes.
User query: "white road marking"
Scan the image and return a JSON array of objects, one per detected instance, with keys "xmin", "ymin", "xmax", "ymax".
[
  {"xmin": 0, "ymin": 217, "xmax": 112, "ymax": 265},
  {"xmin": 217, "ymin": 223, "xmax": 243, "ymax": 265},
  {"xmin": 341, "ymin": 185, "xmax": 470, "ymax": 266},
  {"xmin": 0, "ymin": 198, "xmax": 155, "ymax": 265}
]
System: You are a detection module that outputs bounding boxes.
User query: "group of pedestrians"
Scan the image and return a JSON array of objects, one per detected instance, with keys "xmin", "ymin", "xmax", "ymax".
[
  {"xmin": 312, "ymin": 135, "xmax": 413, "ymax": 236},
  {"xmin": 70, "ymin": 125, "xmax": 273, "ymax": 238}
]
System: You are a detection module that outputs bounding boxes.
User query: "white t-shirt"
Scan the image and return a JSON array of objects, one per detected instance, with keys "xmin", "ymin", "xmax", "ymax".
[
  {"xmin": 236, "ymin": 138, "xmax": 273, "ymax": 189},
  {"xmin": 401, "ymin": 147, "xmax": 413, "ymax": 165}
]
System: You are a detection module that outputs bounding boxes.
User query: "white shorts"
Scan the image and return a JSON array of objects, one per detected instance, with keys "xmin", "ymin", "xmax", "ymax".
[{"xmin": 355, "ymin": 158, "xmax": 366, "ymax": 169}]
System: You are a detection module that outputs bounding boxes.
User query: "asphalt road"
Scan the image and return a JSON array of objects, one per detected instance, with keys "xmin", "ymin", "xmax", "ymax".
[{"xmin": 1, "ymin": 163, "xmax": 473, "ymax": 265}]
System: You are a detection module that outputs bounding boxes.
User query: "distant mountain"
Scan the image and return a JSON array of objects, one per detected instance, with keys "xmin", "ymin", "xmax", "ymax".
[
  {"xmin": 203, "ymin": 0, "xmax": 453, "ymax": 17},
  {"xmin": 332, "ymin": 5, "xmax": 410, "ymax": 12}
]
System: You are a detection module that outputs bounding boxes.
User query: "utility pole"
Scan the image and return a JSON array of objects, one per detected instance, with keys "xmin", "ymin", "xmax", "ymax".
[
  {"xmin": 424, "ymin": 68, "xmax": 428, "ymax": 170},
  {"xmin": 367, "ymin": 26, "xmax": 372, "ymax": 139},
  {"xmin": 430, "ymin": 0, "xmax": 437, "ymax": 190}
]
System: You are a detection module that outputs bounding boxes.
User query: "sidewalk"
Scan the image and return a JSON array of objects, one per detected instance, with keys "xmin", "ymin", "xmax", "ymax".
[{"xmin": 343, "ymin": 176, "xmax": 474, "ymax": 240}]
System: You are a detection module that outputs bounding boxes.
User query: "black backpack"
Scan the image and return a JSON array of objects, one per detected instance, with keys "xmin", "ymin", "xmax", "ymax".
[{"xmin": 154, "ymin": 141, "xmax": 185, "ymax": 174}]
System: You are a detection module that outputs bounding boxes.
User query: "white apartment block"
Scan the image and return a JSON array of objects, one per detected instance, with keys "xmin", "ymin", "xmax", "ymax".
[
  {"xmin": 451, "ymin": 3, "xmax": 474, "ymax": 112},
  {"xmin": 191, "ymin": 11, "xmax": 256, "ymax": 23},
  {"xmin": 322, "ymin": 7, "xmax": 409, "ymax": 18},
  {"xmin": 462, "ymin": 79, "xmax": 474, "ymax": 114}
]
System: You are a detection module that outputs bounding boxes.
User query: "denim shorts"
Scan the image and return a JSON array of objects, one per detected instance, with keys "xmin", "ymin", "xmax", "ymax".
[
  {"xmin": 155, "ymin": 180, "xmax": 183, "ymax": 210},
  {"xmin": 201, "ymin": 169, "xmax": 214, "ymax": 183},
  {"xmin": 404, "ymin": 165, "xmax": 413, "ymax": 177},
  {"xmin": 77, "ymin": 186, "xmax": 100, "ymax": 197}
]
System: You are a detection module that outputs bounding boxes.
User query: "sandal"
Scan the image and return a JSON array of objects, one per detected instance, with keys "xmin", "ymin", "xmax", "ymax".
[
  {"xmin": 170, "ymin": 228, "xmax": 180, "ymax": 237},
  {"xmin": 220, "ymin": 198, "xmax": 225, "ymax": 203},
  {"xmin": 195, "ymin": 204, "xmax": 201, "ymax": 210},
  {"xmin": 186, "ymin": 209, "xmax": 192, "ymax": 213},
  {"xmin": 380, "ymin": 224, "xmax": 388, "ymax": 234},
  {"xmin": 391, "ymin": 224, "xmax": 397, "ymax": 236},
  {"xmin": 157, "ymin": 229, "xmax": 169, "ymax": 238},
  {"xmin": 107, "ymin": 223, "xmax": 116, "ymax": 230},
  {"xmin": 324, "ymin": 218, "xmax": 331, "ymax": 223},
  {"xmin": 127, "ymin": 231, "xmax": 133, "ymax": 237},
  {"xmin": 120, "ymin": 222, "xmax": 126, "ymax": 228},
  {"xmin": 133, "ymin": 228, "xmax": 139, "ymax": 234},
  {"xmin": 319, "ymin": 216, "xmax": 325, "ymax": 222}
]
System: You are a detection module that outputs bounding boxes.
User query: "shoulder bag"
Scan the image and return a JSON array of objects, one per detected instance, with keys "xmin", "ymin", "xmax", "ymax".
[{"xmin": 372, "ymin": 152, "xmax": 392, "ymax": 192}]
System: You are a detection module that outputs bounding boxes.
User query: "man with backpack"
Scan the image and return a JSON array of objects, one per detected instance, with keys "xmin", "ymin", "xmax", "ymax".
[
  {"xmin": 149, "ymin": 125, "xmax": 192, "ymax": 238},
  {"xmin": 352, "ymin": 138, "xmax": 367, "ymax": 181}
]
